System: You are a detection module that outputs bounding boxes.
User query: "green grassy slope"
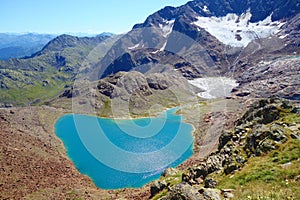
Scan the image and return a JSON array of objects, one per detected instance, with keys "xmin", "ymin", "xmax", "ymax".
[{"xmin": 0, "ymin": 34, "xmax": 118, "ymax": 106}]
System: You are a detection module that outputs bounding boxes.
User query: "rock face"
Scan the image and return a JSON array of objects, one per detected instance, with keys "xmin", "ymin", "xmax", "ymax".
[
  {"xmin": 92, "ymin": 0, "xmax": 300, "ymax": 117},
  {"xmin": 59, "ymin": 87, "xmax": 80, "ymax": 98},
  {"xmin": 184, "ymin": 98, "xmax": 291, "ymax": 181},
  {"xmin": 159, "ymin": 183, "xmax": 223, "ymax": 200},
  {"xmin": 96, "ymin": 70, "xmax": 195, "ymax": 101},
  {"xmin": 232, "ymin": 58, "xmax": 300, "ymax": 99},
  {"xmin": 150, "ymin": 180, "xmax": 167, "ymax": 198},
  {"xmin": 146, "ymin": 73, "xmax": 173, "ymax": 90},
  {"xmin": 152, "ymin": 98, "xmax": 300, "ymax": 199},
  {"xmin": 97, "ymin": 71, "xmax": 153, "ymax": 99},
  {"xmin": 66, "ymin": 70, "xmax": 198, "ymax": 117},
  {"xmin": 97, "ymin": 71, "xmax": 165, "ymax": 98}
]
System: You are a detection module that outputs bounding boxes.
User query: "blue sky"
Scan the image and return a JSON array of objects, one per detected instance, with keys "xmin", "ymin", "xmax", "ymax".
[{"xmin": 0, "ymin": 0, "xmax": 189, "ymax": 34}]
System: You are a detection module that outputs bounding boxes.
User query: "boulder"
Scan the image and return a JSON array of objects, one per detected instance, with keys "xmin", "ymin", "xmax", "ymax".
[
  {"xmin": 150, "ymin": 180, "xmax": 167, "ymax": 198},
  {"xmin": 291, "ymin": 106, "xmax": 300, "ymax": 114},
  {"xmin": 199, "ymin": 188, "xmax": 222, "ymax": 200},
  {"xmin": 164, "ymin": 183, "xmax": 202, "ymax": 200},
  {"xmin": 60, "ymin": 87, "xmax": 79, "ymax": 98},
  {"xmin": 182, "ymin": 163, "xmax": 208, "ymax": 183},
  {"xmin": 218, "ymin": 131, "xmax": 233, "ymax": 150},
  {"xmin": 162, "ymin": 168, "xmax": 180, "ymax": 177},
  {"xmin": 204, "ymin": 178, "xmax": 218, "ymax": 188},
  {"xmin": 146, "ymin": 73, "xmax": 172, "ymax": 90},
  {"xmin": 236, "ymin": 91, "xmax": 251, "ymax": 97},
  {"xmin": 224, "ymin": 163, "xmax": 238, "ymax": 175},
  {"xmin": 291, "ymin": 134, "xmax": 300, "ymax": 140}
]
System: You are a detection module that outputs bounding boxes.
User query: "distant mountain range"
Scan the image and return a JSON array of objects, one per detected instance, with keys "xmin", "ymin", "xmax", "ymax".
[
  {"xmin": 0, "ymin": 32, "xmax": 114, "ymax": 60},
  {"xmin": 0, "ymin": 33, "xmax": 56, "ymax": 60}
]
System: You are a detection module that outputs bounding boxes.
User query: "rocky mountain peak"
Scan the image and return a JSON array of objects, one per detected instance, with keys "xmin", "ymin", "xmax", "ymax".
[
  {"xmin": 97, "ymin": 0, "xmax": 299, "ymax": 82},
  {"xmin": 36, "ymin": 34, "xmax": 111, "ymax": 55}
]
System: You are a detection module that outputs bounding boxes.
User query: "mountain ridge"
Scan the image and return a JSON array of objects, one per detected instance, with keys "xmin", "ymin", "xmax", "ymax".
[
  {"xmin": 0, "ymin": 33, "xmax": 56, "ymax": 60},
  {"xmin": 94, "ymin": 0, "xmax": 299, "ymax": 102},
  {"xmin": 0, "ymin": 33, "xmax": 119, "ymax": 106}
]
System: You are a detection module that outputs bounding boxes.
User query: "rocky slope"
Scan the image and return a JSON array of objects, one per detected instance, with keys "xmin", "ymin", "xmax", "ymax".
[
  {"xmin": 232, "ymin": 57, "xmax": 300, "ymax": 99},
  {"xmin": 96, "ymin": 0, "xmax": 299, "ymax": 82},
  {"xmin": 0, "ymin": 106, "xmax": 152, "ymax": 199},
  {"xmin": 54, "ymin": 70, "xmax": 201, "ymax": 118},
  {"xmin": 150, "ymin": 98, "xmax": 300, "ymax": 199},
  {"xmin": 1, "ymin": 0, "xmax": 299, "ymax": 107}
]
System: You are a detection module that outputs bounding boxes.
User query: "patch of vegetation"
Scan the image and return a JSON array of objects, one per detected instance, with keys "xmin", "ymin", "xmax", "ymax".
[
  {"xmin": 215, "ymin": 111, "xmax": 300, "ymax": 199},
  {"xmin": 98, "ymin": 97, "xmax": 112, "ymax": 117},
  {"xmin": 0, "ymin": 62, "xmax": 73, "ymax": 106},
  {"xmin": 151, "ymin": 170, "xmax": 184, "ymax": 199},
  {"xmin": 152, "ymin": 189, "xmax": 168, "ymax": 200},
  {"xmin": 151, "ymin": 99, "xmax": 300, "ymax": 200}
]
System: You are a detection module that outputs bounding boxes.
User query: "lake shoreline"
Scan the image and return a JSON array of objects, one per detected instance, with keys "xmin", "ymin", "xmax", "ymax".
[{"xmin": 55, "ymin": 107, "xmax": 195, "ymax": 189}]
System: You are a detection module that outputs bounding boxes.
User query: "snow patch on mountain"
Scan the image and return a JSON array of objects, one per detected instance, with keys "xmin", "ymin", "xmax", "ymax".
[
  {"xmin": 189, "ymin": 77, "xmax": 239, "ymax": 99},
  {"xmin": 192, "ymin": 10, "xmax": 285, "ymax": 47},
  {"xmin": 160, "ymin": 41, "xmax": 168, "ymax": 52},
  {"xmin": 279, "ymin": 34, "xmax": 289, "ymax": 39},
  {"xmin": 203, "ymin": 5, "xmax": 209, "ymax": 12},
  {"xmin": 128, "ymin": 43, "xmax": 140, "ymax": 50},
  {"xmin": 159, "ymin": 19, "xmax": 175, "ymax": 38},
  {"xmin": 151, "ymin": 49, "xmax": 160, "ymax": 54}
]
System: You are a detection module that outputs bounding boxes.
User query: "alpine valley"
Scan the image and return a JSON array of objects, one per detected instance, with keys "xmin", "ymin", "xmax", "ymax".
[{"xmin": 0, "ymin": 0, "xmax": 299, "ymax": 199}]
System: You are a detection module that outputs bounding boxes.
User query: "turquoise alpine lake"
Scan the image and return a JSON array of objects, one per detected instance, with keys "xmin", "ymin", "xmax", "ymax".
[{"xmin": 55, "ymin": 108, "xmax": 194, "ymax": 189}]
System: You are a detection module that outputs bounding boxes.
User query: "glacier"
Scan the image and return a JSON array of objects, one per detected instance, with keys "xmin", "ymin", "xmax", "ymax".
[{"xmin": 192, "ymin": 10, "xmax": 285, "ymax": 47}]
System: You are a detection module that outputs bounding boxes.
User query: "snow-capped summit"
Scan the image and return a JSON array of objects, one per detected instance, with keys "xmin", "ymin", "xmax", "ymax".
[
  {"xmin": 97, "ymin": 0, "xmax": 299, "ymax": 79},
  {"xmin": 192, "ymin": 10, "xmax": 285, "ymax": 47}
]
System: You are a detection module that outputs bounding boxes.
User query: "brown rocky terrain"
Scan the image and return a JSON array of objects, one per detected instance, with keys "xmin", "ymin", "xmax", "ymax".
[{"xmin": 0, "ymin": 106, "xmax": 152, "ymax": 199}]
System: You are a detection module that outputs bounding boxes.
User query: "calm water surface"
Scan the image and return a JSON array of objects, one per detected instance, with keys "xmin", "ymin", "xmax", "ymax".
[{"xmin": 55, "ymin": 108, "xmax": 194, "ymax": 189}]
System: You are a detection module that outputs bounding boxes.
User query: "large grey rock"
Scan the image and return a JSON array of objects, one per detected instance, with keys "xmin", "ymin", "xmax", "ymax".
[
  {"xmin": 162, "ymin": 183, "xmax": 202, "ymax": 200},
  {"xmin": 97, "ymin": 80, "xmax": 123, "ymax": 98},
  {"xmin": 150, "ymin": 180, "xmax": 167, "ymax": 198},
  {"xmin": 200, "ymin": 188, "xmax": 222, "ymax": 200},
  {"xmin": 116, "ymin": 71, "xmax": 151, "ymax": 95},
  {"xmin": 146, "ymin": 73, "xmax": 173, "ymax": 90},
  {"xmin": 204, "ymin": 178, "xmax": 218, "ymax": 189}
]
